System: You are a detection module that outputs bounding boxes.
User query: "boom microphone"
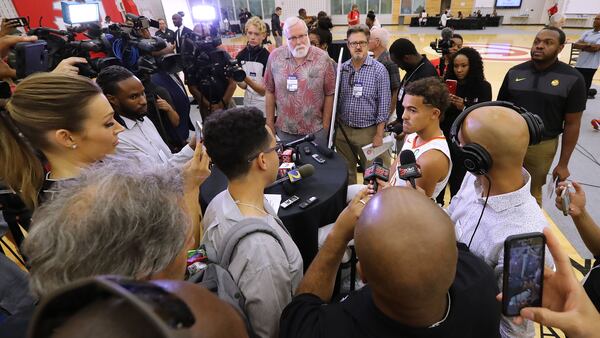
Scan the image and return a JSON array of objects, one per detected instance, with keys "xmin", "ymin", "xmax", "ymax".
[
  {"xmin": 398, "ymin": 150, "xmax": 421, "ymax": 189},
  {"xmin": 363, "ymin": 157, "xmax": 389, "ymax": 192},
  {"xmin": 284, "ymin": 134, "xmax": 315, "ymax": 148},
  {"xmin": 310, "ymin": 141, "xmax": 334, "ymax": 158},
  {"xmin": 267, "ymin": 164, "xmax": 315, "ymax": 188}
]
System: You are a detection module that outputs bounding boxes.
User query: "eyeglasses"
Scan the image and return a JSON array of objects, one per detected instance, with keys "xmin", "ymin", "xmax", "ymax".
[
  {"xmin": 348, "ymin": 41, "xmax": 368, "ymax": 48},
  {"xmin": 287, "ymin": 33, "xmax": 307, "ymax": 43},
  {"xmin": 247, "ymin": 143, "xmax": 283, "ymax": 162}
]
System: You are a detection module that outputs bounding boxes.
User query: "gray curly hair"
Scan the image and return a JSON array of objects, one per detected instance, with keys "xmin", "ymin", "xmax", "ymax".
[{"xmin": 23, "ymin": 158, "xmax": 189, "ymax": 297}]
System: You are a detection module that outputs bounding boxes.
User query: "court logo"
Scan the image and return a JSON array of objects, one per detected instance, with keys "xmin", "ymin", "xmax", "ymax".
[{"xmin": 464, "ymin": 44, "xmax": 532, "ymax": 62}]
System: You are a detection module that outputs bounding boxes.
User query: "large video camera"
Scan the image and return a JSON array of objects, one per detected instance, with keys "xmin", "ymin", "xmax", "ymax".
[
  {"xmin": 8, "ymin": 23, "xmax": 120, "ymax": 78},
  {"xmin": 107, "ymin": 18, "xmax": 179, "ymax": 76},
  {"xmin": 429, "ymin": 27, "xmax": 454, "ymax": 56},
  {"xmin": 9, "ymin": 3, "xmax": 179, "ymax": 79},
  {"xmin": 180, "ymin": 30, "xmax": 245, "ymax": 104}
]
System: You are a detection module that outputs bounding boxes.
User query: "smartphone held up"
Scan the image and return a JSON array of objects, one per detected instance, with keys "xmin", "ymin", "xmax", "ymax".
[{"xmin": 502, "ymin": 232, "xmax": 545, "ymax": 317}]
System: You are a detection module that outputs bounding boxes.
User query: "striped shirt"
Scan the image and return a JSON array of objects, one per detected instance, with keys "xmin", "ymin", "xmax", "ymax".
[{"xmin": 338, "ymin": 56, "xmax": 391, "ymax": 128}]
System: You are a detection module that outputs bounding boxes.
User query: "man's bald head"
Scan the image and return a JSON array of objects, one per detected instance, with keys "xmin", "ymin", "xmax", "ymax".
[
  {"xmin": 354, "ymin": 187, "xmax": 458, "ymax": 304},
  {"xmin": 459, "ymin": 106, "xmax": 530, "ymax": 170}
]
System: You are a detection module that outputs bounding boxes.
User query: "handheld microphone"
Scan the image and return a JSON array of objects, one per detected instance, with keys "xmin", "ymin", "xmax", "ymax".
[
  {"xmin": 363, "ymin": 157, "xmax": 389, "ymax": 192},
  {"xmin": 284, "ymin": 134, "xmax": 315, "ymax": 148},
  {"xmin": 398, "ymin": 150, "xmax": 421, "ymax": 189},
  {"xmin": 267, "ymin": 164, "xmax": 315, "ymax": 188},
  {"xmin": 310, "ymin": 141, "xmax": 334, "ymax": 158}
]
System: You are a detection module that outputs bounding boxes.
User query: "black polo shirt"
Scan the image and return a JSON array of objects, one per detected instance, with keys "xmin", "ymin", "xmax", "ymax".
[
  {"xmin": 497, "ymin": 60, "xmax": 586, "ymax": 139},
  {"xmin": 280, "ymin": 247, "xmax": 501, "ymax": 338},
  {"xmin": 155, "ymin": 28, "xmax": 175, "ymax": 44}
]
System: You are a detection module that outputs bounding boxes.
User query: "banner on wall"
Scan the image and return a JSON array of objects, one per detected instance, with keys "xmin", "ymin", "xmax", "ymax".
[{"xmin": 11, "ymin": 0, "xmax": 139, "ymax": 29}]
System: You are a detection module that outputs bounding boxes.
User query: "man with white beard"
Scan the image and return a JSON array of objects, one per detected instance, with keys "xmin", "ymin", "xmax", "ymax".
[{"xmin": 264, "ymin": 16, "xmax": 337, "ymax": 146}]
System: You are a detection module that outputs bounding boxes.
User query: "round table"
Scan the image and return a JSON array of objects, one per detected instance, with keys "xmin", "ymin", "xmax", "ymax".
[{"xmin": 200, "ymin": 143, "xmax": 348, "ymax": 270}]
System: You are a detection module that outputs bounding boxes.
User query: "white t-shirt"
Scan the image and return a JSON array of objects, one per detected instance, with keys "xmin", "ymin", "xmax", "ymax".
[
  {"xmin": 575, "ymin": 30, "xmax": 600, "ymax": 70},
  {"xmin": 441, "ymin": 13, "xmax": 448, "ymax": 26},
  {"xmin": 241, "ymin": 60, "xmax": 267, "ymax": 112},
  {"xmin": 389, "ymin": 133, "xmax": 451, "ymax": 198}
]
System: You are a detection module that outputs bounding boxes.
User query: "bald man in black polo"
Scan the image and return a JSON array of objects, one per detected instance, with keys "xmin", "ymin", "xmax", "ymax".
[{"xmin": 280, "ymin": 187, "xmax": 500, "ymax": 338}]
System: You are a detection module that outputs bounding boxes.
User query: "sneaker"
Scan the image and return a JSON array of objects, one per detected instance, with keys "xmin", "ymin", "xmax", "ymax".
[{"xmin": 592, "ymin": 119, "xmax": 600, "ymax": 130}]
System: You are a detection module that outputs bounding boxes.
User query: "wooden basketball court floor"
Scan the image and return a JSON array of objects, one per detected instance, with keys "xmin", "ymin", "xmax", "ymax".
[{"xmin": 2, "ymin": 24, "xmax": 598, "ymax": 338}]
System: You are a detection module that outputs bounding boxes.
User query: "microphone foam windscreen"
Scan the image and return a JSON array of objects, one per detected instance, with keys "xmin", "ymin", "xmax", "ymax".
[
  {"xmin": 400, "ymin": 149, "xmax": 416, "ymax": 165},
  {"xmin": 298, "ymin": 164, "xmax": 315, "ymax": 178},
  {"xmin": 373, "ymin": 157, "xmax": 384, "ymax": 166}
]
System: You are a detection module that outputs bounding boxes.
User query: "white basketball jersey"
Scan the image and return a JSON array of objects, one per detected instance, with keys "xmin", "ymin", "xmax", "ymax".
[{"xmin": 389, "ymin": 133, "xmax": 452, "ymax": 198}]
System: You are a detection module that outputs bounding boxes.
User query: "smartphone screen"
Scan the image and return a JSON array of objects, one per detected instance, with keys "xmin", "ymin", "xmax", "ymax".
[
  {"xmin": 195, "ymin": 121, "xmax": 203, "ymax": 142},
  {"xmin": 502, "ymin": 233, "xmax": 545, "ymax": 316},
  {"xmin": 445, "ymin": 79, "xmax": 457, "ymax": 95}
]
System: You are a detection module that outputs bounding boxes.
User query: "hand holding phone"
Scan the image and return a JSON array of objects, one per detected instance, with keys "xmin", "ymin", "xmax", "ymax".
[
  {"xmin": 502, "ymin": 233, "xmax": 545, "ymax": 317},
  {"xmin": 560, "ymin": 184, "xmax": 571, "ymax": 216},
  {"xmin": 555, "ymin": 181, "xmax": 586, "ymax": 218},
  {"xmin": 445, "ymin": 79, "xmax": 457, "ymax": 95}
]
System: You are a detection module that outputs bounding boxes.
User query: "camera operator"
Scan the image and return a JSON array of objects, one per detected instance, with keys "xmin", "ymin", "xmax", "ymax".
[
  {"xmin": 236, "ymin": 16, "xmax": 270, "ymax": 114},
  {"xmin": 183, "ymin": 25, "xmax": 237, "ymax": 119},
  {"xmin": 431, "ymin": 27, "xmax": 457, "ymax": 76}
]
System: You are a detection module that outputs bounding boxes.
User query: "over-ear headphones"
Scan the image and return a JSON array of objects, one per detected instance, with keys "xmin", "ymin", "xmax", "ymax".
[{"xmin": 450, "ymin": 100, "xmax": 544, "ymax": 175}]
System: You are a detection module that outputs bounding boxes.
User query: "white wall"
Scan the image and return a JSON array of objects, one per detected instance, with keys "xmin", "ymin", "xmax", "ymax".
[
  {"xmin": 134, "ymin": 0, "xmax": 166, "ymax": 20},
  {"xmin": 492, "ymin": 0, "xmax": 595, "ymax": 26},
  {"xmin": 160, "ymin": 0, "xmax": 195, "ymax": 30}
]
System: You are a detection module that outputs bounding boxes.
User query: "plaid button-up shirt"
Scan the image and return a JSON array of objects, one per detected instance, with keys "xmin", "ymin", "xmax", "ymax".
[{"xmin": 338, "ymin": 56, "xmax": 391, "ymax": 128}]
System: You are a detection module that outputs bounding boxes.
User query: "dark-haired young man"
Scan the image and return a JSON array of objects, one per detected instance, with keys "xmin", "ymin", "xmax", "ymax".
[
  {"xmin": 366, "ymin": 77, "xmax": 451, "ymax": 199},
  {"xmin": 498, "ymin": 26, "xmax": 587, "ymax": 205},
  {"xmin": 201, "ymin": 107, "xmax": 303, "ymax": 338},
  {"xmin": 389, "ymin": 38, "xmax": 438, "ymax": 127},
  {"xmin": 96, "ymin": 66, "xmax": 195, "ymax": 166}
]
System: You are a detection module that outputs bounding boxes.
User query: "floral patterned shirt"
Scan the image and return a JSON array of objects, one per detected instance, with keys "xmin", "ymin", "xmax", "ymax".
[{"xmin": 264, "ymin": 46, "xmax": 336, "ymax": 135}]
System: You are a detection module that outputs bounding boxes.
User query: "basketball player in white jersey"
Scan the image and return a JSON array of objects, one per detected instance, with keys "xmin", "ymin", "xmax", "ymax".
[{"xmin": 387, "ymin": 77, "xmax": 452, "ymax": 198}]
